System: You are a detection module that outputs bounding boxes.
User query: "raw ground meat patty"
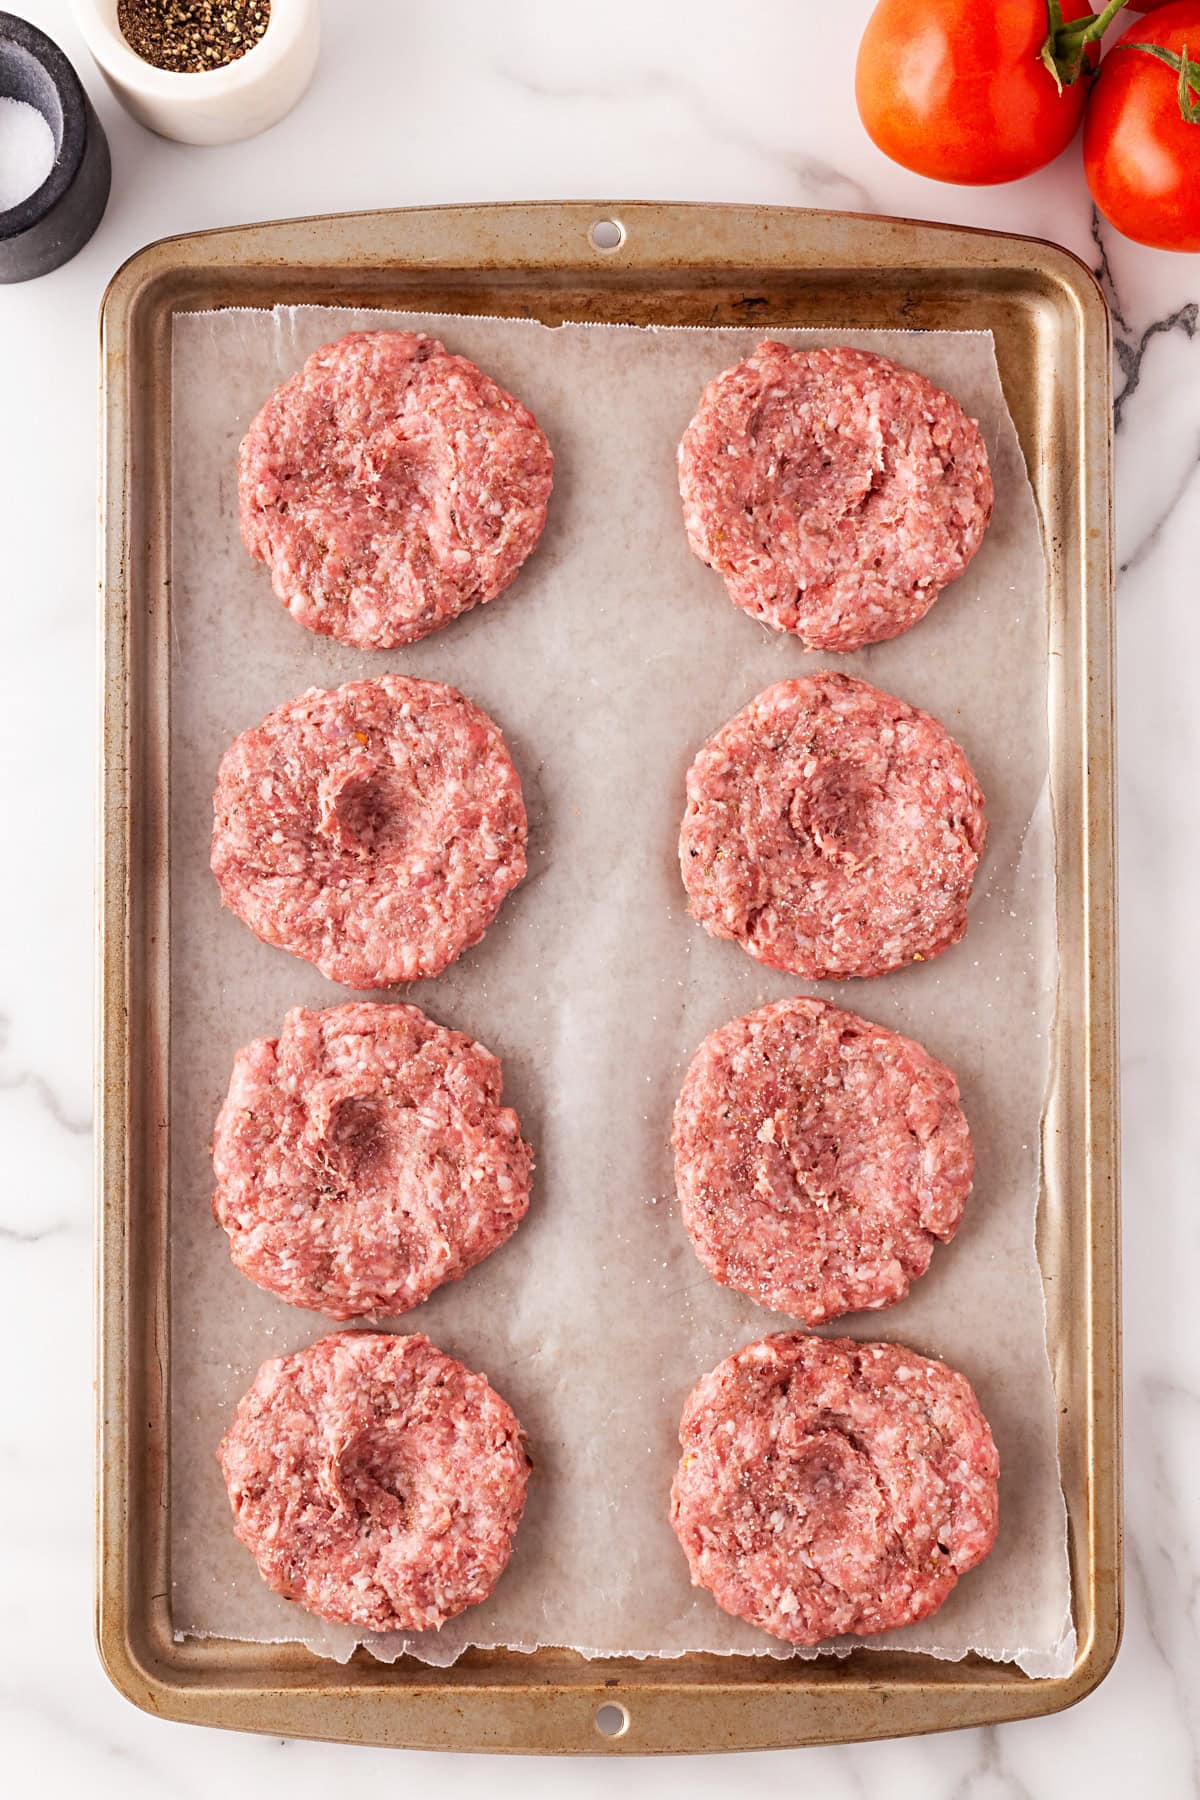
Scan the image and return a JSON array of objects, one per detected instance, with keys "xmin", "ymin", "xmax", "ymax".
[
  {"xmin": 679, "ymin": 672, "xmax": 986, "ymax": 979},
  {"xmin": 670, "ymin": 1332, "xmax": 999, "ymax": 1646},
  {"xmin": 213, "ymin": 1002, "xmax": 533, "ymax": 1320},
  {"xmin": 211, "ymin": 674, "xmax": 527, "ymax": 987},
  {"xmin": 238, "ymin": 330, "xmax": 554, "ymax": 650},
  {"xmin": 678, "ymin": 342, "xmax": 993, "ymax": 651},
  {"xmin": 219, "ymin": 1331, "xmax": 531, "ymax": 1633},
  {"xmin": 673, "ymin": 998, "xmax": 973, "ymax": 1323}
]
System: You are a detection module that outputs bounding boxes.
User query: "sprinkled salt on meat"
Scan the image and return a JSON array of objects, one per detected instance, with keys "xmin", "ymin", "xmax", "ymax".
[
  {"xmin": 673, "ymin": 998, "xmax": 973, "ymax": 1323},
  {"xmin": 239, "ymin": 331, "xmax": 554, "ymax": 650},
  {"xmin": 678, "ymin": 342, "xmax": 993, "ymax": 651},
  {"xmin": 211, "ymin": 674, "xmax": 526, "ymax": 988},
  {"xmin": 219, "ymin": 1332, "xmax": 531, "ymax": 1633},
  {"xmin": 679, "ymin": 672, "xmax": 986, "ymax": 980},
  {"xmin": 213, "ymin": 1002, "xmax": 533, "ymax": 1320},
  {"xmin": 670, "ymin": 1332, "xmax": 999, "ymax": 1646}
]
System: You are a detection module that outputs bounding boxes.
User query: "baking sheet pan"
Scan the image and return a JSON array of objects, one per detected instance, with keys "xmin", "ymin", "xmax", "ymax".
[{"xmin": 97, "ymin": 201, "xmax": 1120, "ymax": 1752}]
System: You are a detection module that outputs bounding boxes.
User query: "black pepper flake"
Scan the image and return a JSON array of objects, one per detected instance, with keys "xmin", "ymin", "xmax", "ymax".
[{"xmin": 118, "ymin": 0, "xmax": 271, "ymax": 75}]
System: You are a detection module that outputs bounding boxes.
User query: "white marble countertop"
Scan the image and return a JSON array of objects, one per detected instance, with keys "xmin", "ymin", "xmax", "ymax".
[{"xmin": 2, "ymin": 0, "xmax": 1196, "ymax": 1791}]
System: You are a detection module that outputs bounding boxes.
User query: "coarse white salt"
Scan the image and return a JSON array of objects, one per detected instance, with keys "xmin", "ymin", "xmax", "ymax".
[{"xmin": 0, "ymin": 97, "xmax": 55, "ymax": 211}]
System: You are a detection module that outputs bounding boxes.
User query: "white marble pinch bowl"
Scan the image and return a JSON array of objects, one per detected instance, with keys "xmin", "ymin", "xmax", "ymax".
[{"xmin": 72, "ymin": 0, "xmax": 318, "ymax": 145}]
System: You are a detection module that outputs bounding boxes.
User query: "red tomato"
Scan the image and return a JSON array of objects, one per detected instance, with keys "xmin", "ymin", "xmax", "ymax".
[
  {"xmin": 1084, "ymin": 2, "xmax": 1200, "ymax": 250},
  {"xmin": 855, "ymin": 0, "xmax": 1102, "ymax": 185}
]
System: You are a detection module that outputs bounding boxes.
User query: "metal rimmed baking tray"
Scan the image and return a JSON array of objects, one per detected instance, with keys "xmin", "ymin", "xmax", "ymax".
[{"xmin": 96, "ymin": 200, "xmax": 1119, "ymax": 1753}]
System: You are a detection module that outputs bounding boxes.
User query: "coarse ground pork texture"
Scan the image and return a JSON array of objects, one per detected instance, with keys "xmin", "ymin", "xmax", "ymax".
[
  {"xmin": 673, "ymin": 997, "xmax": 973, "ymax": 1323},
  {"xmin": 213, "ymin": 1002, "xmax": 533, "ymax": 1320},
  {"xmin": 211, "ymin": 674, "xmax": 527, "ymax": 988},
  {"xmin": 679, "ymin": 672, "xmax": 986, "ymax": 980},
  {"xmin": 678, "ymin": 342, "xmax": 992, "ymax": 651},
  {"xmin": 218, "ymin": 1332, "xmax": 531, "ymax": 1633},
  {"xmin": 239, "ymin": 331, "xmax": 554, "ymax": 650},
  {"xmin": 670, "ymin": 1333, "xmax": 998, "ymax": 1646}
]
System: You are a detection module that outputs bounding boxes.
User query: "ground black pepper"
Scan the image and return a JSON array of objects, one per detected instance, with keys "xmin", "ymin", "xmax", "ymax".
[{"xmin": 117, "ymin": 1, "xmax": 271, "ymax": 75}]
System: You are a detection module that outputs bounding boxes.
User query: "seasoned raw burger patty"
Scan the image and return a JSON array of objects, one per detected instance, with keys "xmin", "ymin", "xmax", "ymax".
[
  {"xmin": 211, "ymin": 675, "xmax": 526, "ymax": 988},
  {"xmin": 679, "ymin": 672, "xmax": 986, "ymax": 979},
  {"xmin": 673, "ymin": 998, "xmax": 972, "ymax": 1322},
  {"xmin": 678, "ymin": 342, "xmax": 993, "ymax": 651},
  {"xmin": 213, "ymin": 1003, "xmax": 533, "ymax": 1320},
  {"xmin": 239, "ymin": 330, "xmax": 554, "ymax": 650},
  {"xmin": 670, "ymin": 1333, "xmax": 999, "ymax": 1646},
  {"xmin": 219, "ymin": 1332, "xmax": 531, "ymax": 1633}
]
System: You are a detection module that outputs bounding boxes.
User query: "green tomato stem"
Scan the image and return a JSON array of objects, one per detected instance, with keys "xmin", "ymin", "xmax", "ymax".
[
  {"xmin": 1041, "ymin": 0, "xmax": 1130, "ymax": 94},
  {"xmin": 1057, "ymin": 1, "xmax": 1128, "ymax": 42},
  {"xmin": 1126, "ymin": 41, "xmax": 1200, "ymax": 124}
]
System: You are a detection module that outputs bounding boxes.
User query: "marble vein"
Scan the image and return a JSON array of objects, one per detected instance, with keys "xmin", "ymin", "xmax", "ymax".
[
  {"xmin": 949, "ymin": 1726, "xmax": 1039, "ymax": 1800},
  {"xmin": 0, "ymin": 1067, "xmax": 91, "ymax": 1138},
  {"xmin": 1119, "ymin": 442, "xmax": 1200, "ymax": 577},
  {"xmin": 492, "ymin": 58, "xmax": 877, "ymax": 213},
  {"xmin": 0, "ymin": 1219, "xmax": 74, "ymax": 1244},
  {"xmin": 0, "ymin": 1013, "xmax": 92, "ymax": 1138},
  {"xmin": 1091, "ymin": 210, "xmax": 1200, "ymax": 431},
  {"xmin": 1126, "ymin": 1377, "xmax": 1200, "ymax": 1793}
]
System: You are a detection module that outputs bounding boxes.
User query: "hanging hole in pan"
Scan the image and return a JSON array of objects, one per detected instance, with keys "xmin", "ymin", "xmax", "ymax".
[
  {"xmin": 590, "ymin": 218, "xmax": 625, "ymax": 253},
  {"xmin": 595, "ymin": 1701, "xmax": 630, "ymax": 1739}
]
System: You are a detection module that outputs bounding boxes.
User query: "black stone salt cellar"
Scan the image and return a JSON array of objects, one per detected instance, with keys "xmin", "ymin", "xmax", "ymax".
[{"xmin": 0, "ymin": 11, "xmax": 110, "ymax": 282}]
